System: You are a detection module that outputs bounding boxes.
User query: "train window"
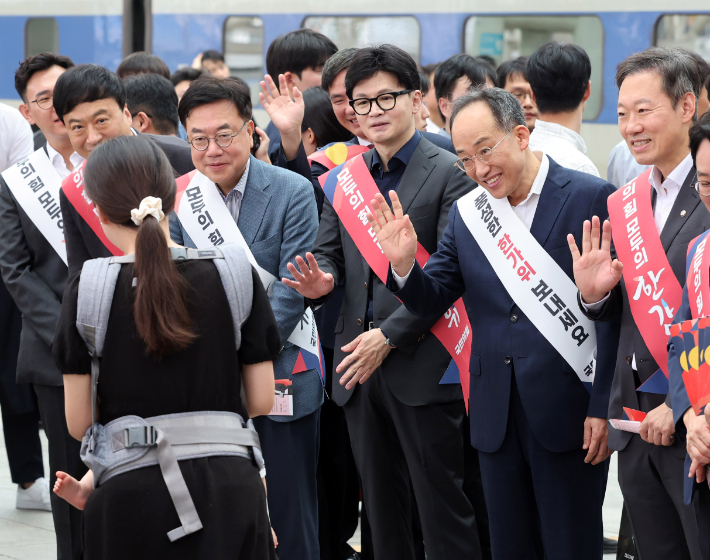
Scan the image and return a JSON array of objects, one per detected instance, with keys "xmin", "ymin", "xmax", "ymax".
[
  {"xmin": 25, "ymin": 18, "xmax": 59, "ymax": 58},
  {"xmin": 303, "ymin": 17, "xmax": 421, "ymax": 62},
  {"xmin": 655, "ymin": 15, "xmax": 710, "ymax": 62},
  {"xmin": 463, "ymin": 15, "xmax": 604, "ymax": 120},
  {"xmin": 223, "ymin": 17, "xmax": 265, "ymax": 100}
]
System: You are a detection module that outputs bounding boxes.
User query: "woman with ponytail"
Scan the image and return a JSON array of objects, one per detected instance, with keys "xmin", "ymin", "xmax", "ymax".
[{"xmin": 52, "ymin": 135, "xmax": 280, "ymax": 559}]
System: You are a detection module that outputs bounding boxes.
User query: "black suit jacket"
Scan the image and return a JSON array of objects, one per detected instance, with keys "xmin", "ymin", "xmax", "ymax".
[
  {"xmin": 60, "ymin": 132, "xmax": 194, "ymax": 275},
  {"xmin": 0, "ymin": 144, "xmax": 68, "ymax": 385},
  {"xmin": 311, "ymin": 135, "xmax": 476, "ymax": 406},
  {"xmin": 582, "ymin": 166, "xmax": 710, "ymax": 450}
]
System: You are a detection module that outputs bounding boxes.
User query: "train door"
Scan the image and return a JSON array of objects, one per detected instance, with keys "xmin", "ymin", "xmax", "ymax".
[{"xmin": 123, "ymin": 0, "xmax": 152, "ymax": 56}]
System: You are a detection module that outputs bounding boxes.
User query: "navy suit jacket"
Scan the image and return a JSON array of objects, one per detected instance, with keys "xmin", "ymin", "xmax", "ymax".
[
  {"xmin": 170, "ymin": 156, "xmax": 322, "ymax": 422},
  {"xmin": 388, "ymin": 158, "xmax": 620, "ymax": 453}
]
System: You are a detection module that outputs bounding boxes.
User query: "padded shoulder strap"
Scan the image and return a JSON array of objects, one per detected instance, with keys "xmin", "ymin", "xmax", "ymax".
[
  {"xmin": 212, "ymin": 243, "xmax": 254, "ymax": 352},
  {"xmin": 77, "ymin": 257, "xmax": 122, "ymax": 359}
]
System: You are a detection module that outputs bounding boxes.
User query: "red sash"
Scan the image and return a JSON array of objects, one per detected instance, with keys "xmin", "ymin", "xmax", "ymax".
[
  {"xmin": 307, "ymin": 143, "xmax": 371, "ymax": 170},
  {"xmin": 687, "ymin": 231, "xmax": 710, "ymax": 320},
  {"xmin": 607, "ymin": 168, "xmax": 682, "ymax": 377},
  {"xmin": 320, "ymin": 155, "xmax": 472, "ymax": 410},
  {"xmin": 61, "ymin": 161, "xmax": 123, "ymax": 256}
]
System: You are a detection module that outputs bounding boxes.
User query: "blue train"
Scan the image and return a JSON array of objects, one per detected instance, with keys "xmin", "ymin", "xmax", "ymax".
[{"xmin": 1, "ymin": 1, "xmax": 708, "ymax": 174}]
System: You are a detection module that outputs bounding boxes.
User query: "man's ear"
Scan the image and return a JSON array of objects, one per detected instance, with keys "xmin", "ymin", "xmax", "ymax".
[
  {"xmin": 583, "ymin": 81, "xmax": 592, "ymax": 103},
  {"xmin": 123, "ymin": 104, "xmax": 133, "ymax": 126},
  {"xmin": 438, "ymin": 97, "xmax": 450, "ymax": 120},
  {"xmin": 18, "ymin": 103, "xmax": 35, "ymax": 125},
  {"xmin": 411, "ymin": 90, "xmax": 423, "ymax": 115},
  {"xmin": 283, "ymin": 71, "xmax": 297, "ymax": 90},
  {"xmin": 132, "ymin": 112, "xmax": 153, "ymax": 133}
]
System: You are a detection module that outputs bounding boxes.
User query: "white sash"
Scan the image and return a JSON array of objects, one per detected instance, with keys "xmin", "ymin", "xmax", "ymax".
[
  {"xmin": 176, "ymin": 171, "xmax": 317, "ymax": 353},
  {"xmin": 457, "ymin": 188, "xmax": 596, "ymax": 385},
  {"xmin": 1, "ymin": 149, "xmax": 67, "ymax": 265}
]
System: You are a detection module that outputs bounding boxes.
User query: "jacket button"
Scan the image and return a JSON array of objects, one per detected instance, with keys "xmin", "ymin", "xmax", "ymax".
[
  {"xmin": 510, "ymin": 314, "xmax": 518, "ymax": 323},
  {"xmin": 356, "ymin": 318, "xmax": 362, "ymax": 326},
  {"xmin": 626, "ymin": 356, "xmax": 632, "ymax": 364},
  {"xmin": 364, "ymin": 282, "xmax": 368, "ymax": 289},
  {"xmin": 504, "ymin": 356, "xmax": 512, "ymax": 365}
]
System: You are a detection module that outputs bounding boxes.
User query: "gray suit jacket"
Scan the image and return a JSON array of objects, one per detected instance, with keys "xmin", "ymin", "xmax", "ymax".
[
  {"xmin": 0, "ymin": 145, "xmax": 68, "ymax": 386},
  {"xmin": 311, "ymin": 135, "xmax": 476, "ymax": 407},
  {"xmin": 170, "ymin": 156, "xmax": 322, "ymax": 421},
  {"xmin": 582, "ymin": 167, "xmax": 710, "ymax": 450}
]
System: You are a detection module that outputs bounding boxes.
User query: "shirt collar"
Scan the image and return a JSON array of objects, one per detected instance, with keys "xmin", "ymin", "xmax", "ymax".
[
  {"xmin": 45, "ymin": 142, "xmax": 84, "ymax": 172},
  {"xmin": 649, "ymin": 153, "xmax": 694, "ymax": 193},
  {"xmin": 370, "ymin": 130, "xmax": 421, "ymax": 172},
  {"xmin": 217, "ymin": 158, "xmax": 250, "ymax": 201},
  {"xmin": 531, "ymin": 120, "xmax": 587, "ymax": 154},
  {"xmin": 357, "ymin": 136, "xmax": 373, "ymax": 147},
  {"xmin": 512, "ymin": 153, "xmax": 549, "ymax": 207}
]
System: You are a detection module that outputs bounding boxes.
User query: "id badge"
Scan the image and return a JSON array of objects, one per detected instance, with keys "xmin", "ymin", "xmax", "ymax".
[{"xmin": 269, "ymin": 379, "xmax": 294, "ymax": 416}]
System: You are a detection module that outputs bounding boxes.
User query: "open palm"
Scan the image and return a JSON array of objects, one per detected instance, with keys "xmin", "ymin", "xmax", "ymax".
[
  {"xmin": 567, "ymin": 216, "xmax": 623, "ymax": 304},
  {"xmin": 259, "ymin": 74, "xmax": 304, "ymax": 136},
  {"xmin": 367, "ymin": 191, "xmax": 418, "ymax": 276}
]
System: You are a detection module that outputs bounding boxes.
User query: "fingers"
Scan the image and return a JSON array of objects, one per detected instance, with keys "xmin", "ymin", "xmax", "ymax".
[
  {"xmin": 254, "ymin": 126, "xmax": 268, "ymax": 141},
  {"xmin": 590, "ymin": 216, "xmax": 601, "ymax": 252},
  {"xmin": 336, "ymin": 351, "xmax": 358, "ymax": 374},
  {"xmin": 390, "ymin": 191, "xmax": 404, "ymax": 220},
  {"xmin": 292, "ymin": 86, "xmax": 304, "ymax": 107},
  {"xmin": 585, "ymin": 431, "xmax": 601, "ymax": 463},
  {"xmin": 611, "ymin": 259, "xmax": 624, "ymax": 278},
  {"xmin": 305, "ymin": 253, "xmax": 321, "ymax": 276},
  {"xmin": 639, "ymin": 419, "xmax": 650, "ymax": 443},
  {"xmin": 591, "ymin": 441, "xmax": 610, "ymax": 465},
  {"xmin": 600, "ymin": 219, "xmax": 613, "ymax": 254},
  {"xmin": 568, "ymin": 233, "xmax": 581, "ymax": 262},
  {"xmin": 367, "ymin": 209, "xmax": 381, "ymax": 234},
  {"xmin": 581, "ymin": 220, "xmax": 591, "ymax": 255}
]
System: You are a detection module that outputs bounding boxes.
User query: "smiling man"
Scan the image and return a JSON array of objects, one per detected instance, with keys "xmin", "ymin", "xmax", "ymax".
[
  {"xmin": 368, "ymin": 86, "xmax": 620, "ymax": 559},
  {"xmin": 52, "ymin": 64, "xmax": 194, "ymax": 275},
  {"xmin": 573, "ymin": 47, "xmax": 710, "ymax": 560},
  {"xmin": 284, "ymin": 44, "xmax": 481, "ymax": 560}
]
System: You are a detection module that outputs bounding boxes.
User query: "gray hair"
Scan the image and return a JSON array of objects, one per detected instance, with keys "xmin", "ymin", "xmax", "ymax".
[
  {"xmin": 450, "ymin": 87, "xmax": 526, "ymax": 134},
  {"xmin": 321, "ymin": 48, "xmax": 360, "ymax": 93},
  {"xmin": 616, "ymin": 47, "xmax": 704, "ymax": 110}
]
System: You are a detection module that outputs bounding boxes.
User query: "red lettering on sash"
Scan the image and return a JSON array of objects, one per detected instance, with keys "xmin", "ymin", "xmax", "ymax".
[
  {"xmin": 320, "ymin": 155, "xmax": 472, "ymax": 409},
  {"xmin": 307, "ymin": 143, "xmax": 371, "ymax": 170},
  {"xmin": 61, "ymin": 161, "xmax": 122, "ymax": 256},
  {"xmin": 607, "ymin": 169, "xmax": 682, "ymax": 377}
]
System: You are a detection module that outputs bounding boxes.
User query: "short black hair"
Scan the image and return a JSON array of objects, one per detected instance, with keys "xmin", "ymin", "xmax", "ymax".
[
  {"xmin": 419, "ymin": 71, "xmax": 431, "ymax": 97},
  {"xmin": 690, "ymin": 112, "xmax": 710, "ymax": 166},
  {"xmin": 527, "ymin": 42, "xmax": 591, "ymax": 113},
  {"xmin": 497, "ymin": 56, "xmax": 529, "ymax": 89},
  {"xmin": 321, "ymin": 48, "xmax": 359, "ymax": 93},
  {"xmin": 116, "ymin": 51, "xmax": 170, "ymax": 80},
  {"xmin": 15, "ymin": 52, "xmax": 74, "ymax": 102},
  {"xmin": 201, "ymin": 50, "xmax": 225, "ymax": 64},
  {"xmin": 301, "ymin": 86, "xmax": 352, "ymax": 147},
  {"xmin": 687, "ymin": 51, "xmax": 710, "ymax": 89},
  {"xmin": 476, "ymin": 57, "xmax": 498, "ymax": 87},
  {"xmin": 54, "ymin": 64, "xmax": 126, "ymax": 123},
  {"xmin": 124, "ymin": 73, "xmax": 179, "ymax": 135},
  {"xmin": 434, "ymin": 54, "xmax": 493, "ymax": 121},
  {"xmin": 178, "ymin": 75, "xmax": 252, "ymax": 128},
  {"xmin": 170, "ymin": 67, "xmax": 204, "ymax": 86},
  {"xmin": 345, "ymin": 44, "xmax": 420, "ymax": 100},
  {"xmin": 476, "ymin": 55, "xmax": 497, "ymax": 68},
  {"xmin": 266, "ymin": 29, "xmax": 337, "ymax": 84}
]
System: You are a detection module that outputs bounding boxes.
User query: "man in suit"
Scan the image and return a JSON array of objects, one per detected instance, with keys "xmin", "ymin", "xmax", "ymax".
[
  {"xmin": 367, "ymin": 87, "xmax": 619, "ymax": 559},
  {"xmin": 169, "ymin": 75, "xmax": 322, "ymax": 560},
  {"xmin": 573, "ymin": 47, "xmax": 709, "ymax": 559},
  {"xmin": 51, "ymin": 64, "xmax": 194, "ymax": 275},
  {"xmin": 0, "ymin": 52, "xmax": 86, "ymax": 560},
  {"xmin": 284, "ymin": 45, "xmax": 481, "ymax": 560}
]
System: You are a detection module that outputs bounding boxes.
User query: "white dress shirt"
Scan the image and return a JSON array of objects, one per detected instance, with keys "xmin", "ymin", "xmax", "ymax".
[
  {"xmin": 394, "ymin": 154, "xmax": 551, "ymax": 286},
  {"xmin": 606, "ymin": 139, "xmax": 649, "ymax": 189},
  {"xmin": 45, "ymin": 142, "xmax": 85, "ymax": 180},
  {"xmin": 425, "ymin": 118, "xmax": 441, "ymax": 134},
  {"xmin": 528, "ymin": 120, "xmax": 600, "ymax": 178},
  {"xmin": 217, "ymin": 158, "xmax": 250, "ymax": 223},
  {"xmin": 0, "ymin": 103, "xmax": 34, "ymax": 172},
  {"xmin": 583, "ymin": 152, "xmax": 694, "ymax": 370},
  {"xmin": 357, "ymin": 136, "xmax": 373, "ymax": 148}
]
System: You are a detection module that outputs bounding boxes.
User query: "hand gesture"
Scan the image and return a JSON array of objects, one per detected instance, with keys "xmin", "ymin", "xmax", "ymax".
[
  {"xmin": 282, "ymin": 253, "xmax": 334, "ymax": 300},
  {"xmin": 259, "ymin": 74, "xmax": 304, "ymax": 138},
  {"xmin": 367, "ymin": 191, "xmax": 418, "ymax": 277},
  {"xmin": 253, "ymin": 127, "xmax": 271, "ymax": 164},
  {"xmin": 567, "ymin": 216, "xmax": 623, "ymax": 304}
]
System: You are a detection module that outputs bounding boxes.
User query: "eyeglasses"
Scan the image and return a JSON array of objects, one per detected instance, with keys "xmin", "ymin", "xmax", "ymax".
[
  {"xmin": 511, "ymin": 90, "xmax": 533, "ymax": 102},
  {"xmin": 349, "ymin": 90, "xmax": 412, "ymax": 116},
  {"xmin": 31, "ymin": 94, "xmax": 53, "ymax": 110},
  {"xmin": 454, "ymin": 130, "xmax": 512, "ymax": 172},
  {"xmin": 694, "ymin": 181, "xmax": 710, "ymax": 197},
  {"xmin": 189, "ymin": 120, "xmax": 249, "ymax": 151}
]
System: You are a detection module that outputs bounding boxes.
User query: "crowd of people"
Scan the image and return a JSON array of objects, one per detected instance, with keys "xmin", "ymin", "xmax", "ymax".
[{"xmin": 0, "ymin": 25, "xmax": 709, "ymax": 560}]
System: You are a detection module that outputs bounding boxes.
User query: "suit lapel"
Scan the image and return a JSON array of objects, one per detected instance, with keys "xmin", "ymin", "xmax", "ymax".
[
  {"xmin": 660, "ymin": 167, "xmax": 700, "ymax": 252},
  {"xmin": 395, "ymin": 139, "xmax": 435, "ymax": 213},
  {"xmin": 237, "ymin": 157, "xmax": 271, "ymax": 245},
  {"xmin": 529, "ymin": 162, "xmax": 570, "ymax": 247}
]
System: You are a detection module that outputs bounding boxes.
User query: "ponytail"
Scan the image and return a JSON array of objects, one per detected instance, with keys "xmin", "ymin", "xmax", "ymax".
[{"xmin": 83, "ymin": 135, "xmax": 196, "ymax": 358}]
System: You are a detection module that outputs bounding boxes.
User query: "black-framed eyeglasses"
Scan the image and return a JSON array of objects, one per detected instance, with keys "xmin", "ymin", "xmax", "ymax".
[
  {"xmin": 454, "ymin": 130, "xmax": 512, "ymax": 172},
  {"xmin": 189, "ymin": 120, "xmax": 249, "ymax": 151},
  {"xmin": 31, "ymin": 94, "xmax": 53, "ymax": 110},
  {"xmin": 694, "ymin": 180, "xmax": 710, "ymax": 197},
  {"xmin": 349, "ymin": 90, "xmax": 413, "ymax": 116}
]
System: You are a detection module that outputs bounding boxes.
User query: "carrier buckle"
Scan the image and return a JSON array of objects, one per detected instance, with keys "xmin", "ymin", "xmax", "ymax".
[{"xmin": 125, "ymin": 426, "xmax": 158, "ymax": 448}]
